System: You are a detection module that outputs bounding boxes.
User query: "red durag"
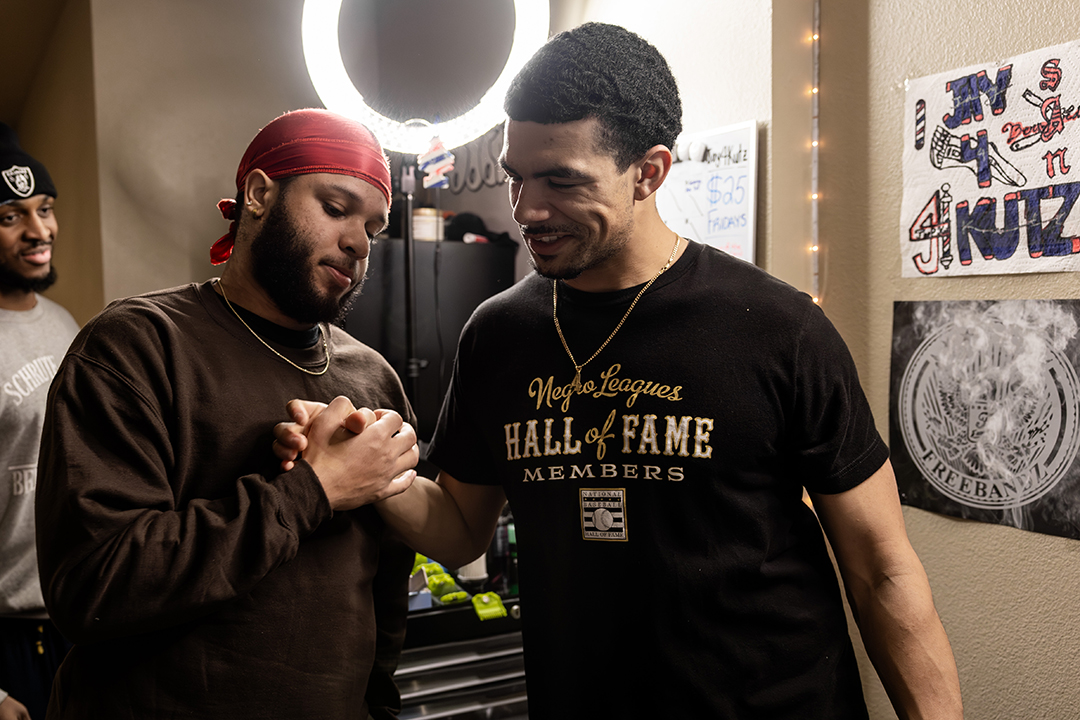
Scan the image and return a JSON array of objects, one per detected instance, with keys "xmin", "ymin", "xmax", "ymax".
[{"xmin": 210, "ymin": 108, "xmax": 392, "ymax": 265}]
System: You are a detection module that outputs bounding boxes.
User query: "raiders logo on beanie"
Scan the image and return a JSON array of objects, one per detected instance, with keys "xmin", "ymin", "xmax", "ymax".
[{"xmin": 0, "ymin": 122, "xmax": 57, "ymax": 205}]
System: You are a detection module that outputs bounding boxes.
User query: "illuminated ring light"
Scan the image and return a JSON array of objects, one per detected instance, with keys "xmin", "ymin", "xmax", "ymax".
[{"xmin": 302, "ymin": 0, "xmax": 549, "ymax": 155}]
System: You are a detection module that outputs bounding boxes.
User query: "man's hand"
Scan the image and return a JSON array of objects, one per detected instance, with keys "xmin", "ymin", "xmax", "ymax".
[
  {"xmin": 273, "ymin": 399, "xmax": 331, "ymax": 471},
  {"xmin": 289, "ymin": 396, "xmax": 419, "ymax": 510},
  {"xmin": 0, "ymin": 695, "xmax": 31, "ymax": 720}
]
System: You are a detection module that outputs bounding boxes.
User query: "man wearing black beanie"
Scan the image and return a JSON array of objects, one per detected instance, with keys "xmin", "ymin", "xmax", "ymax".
[{"xmin": 0, "ymin": 122, "xmax": 79, "ymax": 720}]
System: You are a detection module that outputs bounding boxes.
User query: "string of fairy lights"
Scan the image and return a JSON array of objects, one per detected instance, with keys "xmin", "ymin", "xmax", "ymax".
[{"xmin": 810, "ymin": 0, "xmax": 821, "ymax": 304}]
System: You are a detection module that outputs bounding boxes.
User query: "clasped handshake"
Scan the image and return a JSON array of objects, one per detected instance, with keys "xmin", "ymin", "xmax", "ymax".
[{"xmin": 272, "ymin": 397, "xmax": 419, "ymax": 511}]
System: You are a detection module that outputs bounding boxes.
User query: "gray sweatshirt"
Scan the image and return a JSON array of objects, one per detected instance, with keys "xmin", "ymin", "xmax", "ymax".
[{"xmin": 0, "ymin": 295, "xmax": 79, "ymax": 619}]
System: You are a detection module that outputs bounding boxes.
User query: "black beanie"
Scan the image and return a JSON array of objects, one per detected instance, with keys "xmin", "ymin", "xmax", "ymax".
[{"xmin": 0, "ymin": 122, "xmax": 57, "ymax": 205}]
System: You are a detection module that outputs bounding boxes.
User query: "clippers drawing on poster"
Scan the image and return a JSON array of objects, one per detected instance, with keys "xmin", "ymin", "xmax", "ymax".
[
  {"xmin": 656, "ymin": 121, "xmax": 757, "ymax": 263},
  {"xmin": 890, "ymin": 300, "xmax": 1080, "ymax": 540},
  {"xmin": 901, "ymin": 40, "xmax": 1080, "ymax": 277}
]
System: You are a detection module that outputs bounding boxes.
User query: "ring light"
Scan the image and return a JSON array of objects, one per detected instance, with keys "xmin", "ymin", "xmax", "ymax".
[{"xmin": 302, "ymin": 0, "xmax": 549, "ymax": 155}]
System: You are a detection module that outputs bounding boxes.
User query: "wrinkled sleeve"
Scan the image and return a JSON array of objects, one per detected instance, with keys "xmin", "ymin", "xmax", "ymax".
[{"xmin": 35, "ymin": 352, "xmax": 332, "ymax": 645}]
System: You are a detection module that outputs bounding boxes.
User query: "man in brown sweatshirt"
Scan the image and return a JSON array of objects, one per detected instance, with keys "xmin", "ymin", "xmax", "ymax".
[{"xmin": 35, "ymin": 109, "xmax": 419, "ymax": 719}]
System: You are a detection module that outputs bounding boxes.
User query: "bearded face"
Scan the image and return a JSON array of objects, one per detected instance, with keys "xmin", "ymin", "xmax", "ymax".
[
  {"xmin": 248, "ymin": 186, "xmax": 364, "ymax": 326},
  {"xmin": 0, "ymin": 260, "xmax": 56, "ymax": 295}
]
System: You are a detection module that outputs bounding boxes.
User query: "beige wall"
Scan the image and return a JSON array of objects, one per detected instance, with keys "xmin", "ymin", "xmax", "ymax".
[
  {"xmin": 17, "ymin": 0, "xmax": 102, "ymax": 326},
  {"xmin": 825, "ymin": 1, "xmax": 1080, "ymax": 718},
  {"xmin": 87, "ymin": 0, "xmax": 333, "ymax": 305},
  {"xmin": 20, "ymin": 0, "xmax": 1080, "ymax": 717}
]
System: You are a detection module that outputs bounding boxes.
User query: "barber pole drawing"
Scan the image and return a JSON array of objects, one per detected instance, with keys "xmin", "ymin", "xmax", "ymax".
[
  {"xmin": 914, "ymin": 100, "xmax": 926, "ymax": 150},
  {"xmin": 890, "ymin": 300, "xmax": 1080, "ymax": 540},
  {"xmin": 901, "ymin": 40, "xmax": 1080, "ymax": 276}
]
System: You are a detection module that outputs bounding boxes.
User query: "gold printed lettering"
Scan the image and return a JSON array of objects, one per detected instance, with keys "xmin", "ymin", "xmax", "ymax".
[
  {"xmin": 529, "ymin": 363, "xmax": 682, "ymax": 415},
  {"xmin": 621, "ymin": 415, "xmax": 639, "ymax": 454},
  {"xmin": 543, "ymin": 418, "xmax": 562, "ymax": 455},
  {"xmin": 530, "ymin": 375, "xmax": 595, "ymax": 412},
  {"xmin": 584, "ymin": 409, "xmax": 617, "ymax": 460},
  {"xmin": 693, "ymin": 417, "xmax": 714, "ymax": 459},
  {"xmin": 529, "ymin": 376, "xmax": 554, "ymax": 409},
  {"xmin": 601, "ymin": 464, "xmax": 618, "ymax": 478},
  {"xmin": 643, "ymin": 466, "xmax": 662, "ymax": 480},
  {"xmin": 523, "ymin": 420, "xmax": 542, "ymax": 458},
  {"xmin": 570, "ymin": 465, "xmax": 595, "ymax": 479},
  {"xmin": 563, "ymin": 417, "xmax": 582, "ymax": 455},
  {"xmin": 523, "ymin": 467, "xmax": 544, "ymax": 482},
  {"xmin": 504, "ymin": 422, "xmax": 522, "ymax": 460},
  {"xmin": 667, "ymin": 466, "xmax": 685, "ymax": 482},
  {"xmin": 595, "ymin": 364, "xmax": 622, "ymax": 399},
  {"xmin": 549, "ymin": 378, "xmax": 595, "ymax": 413},
  {"xmin": 549, "ymin": 465, "xmax": 565, "ymax": 480},
  {"xmin": 664, "ymin": 416, "xmax": 692, "ymax": 457},
  {"xmin": 638, "ymin": 414, "xmax": 661, "ymax": 455}
]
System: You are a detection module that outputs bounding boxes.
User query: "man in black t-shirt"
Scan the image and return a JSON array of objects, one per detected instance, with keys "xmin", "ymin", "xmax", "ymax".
[{"xmin": 277, "ymin": 23, "xmax": 963, "ymax": 720}]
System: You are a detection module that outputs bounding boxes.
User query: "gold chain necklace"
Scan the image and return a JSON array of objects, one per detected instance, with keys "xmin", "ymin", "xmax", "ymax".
[
  {"xmin": 553, "ymin": 233, "xmax": 680, "ymax": 391},
  {"xmin": 218, "ymin": 280, "xmax": 330, "ymax": 376}
]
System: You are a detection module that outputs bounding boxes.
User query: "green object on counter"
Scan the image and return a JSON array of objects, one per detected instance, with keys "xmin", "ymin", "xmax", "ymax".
[
  {"xmin": 438, "ymin": 590, "xmax": 469, "ymax": 605},
  {"xmin": 420, "ymin": 562, "xmax": 444, "ymax": 578},
  {"xmin": 427, "ymin": 573, "xmax": 469, "ymax": 605},
  {"xmin": 471, "ymin": 592, "xmax": 508, "ymax": 620},
  {"xmin": 412, "ymin": 553, "xmax": 429, "ymax": 575},
  {"xmin": 427, "ymin": 572, "xmax": 456, "ymax": 596}
]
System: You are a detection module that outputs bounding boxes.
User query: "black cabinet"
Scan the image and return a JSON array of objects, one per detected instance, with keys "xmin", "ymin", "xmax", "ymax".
[
  {"xmin": 346, "ymin": 240, "xmax": 527, "ymax": 717},
  {"xmin": 397, "ymin": 599, "xmax": 527, "ymax": 720},
  {"xmin": 345, "ymin": 239, "xmax": 518, "ymax": 442}
]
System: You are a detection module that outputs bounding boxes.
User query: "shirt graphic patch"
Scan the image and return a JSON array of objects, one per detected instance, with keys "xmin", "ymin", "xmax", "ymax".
[{"xmin": 580, "ymin": 488, "xmax": 627, "ymax": 541}]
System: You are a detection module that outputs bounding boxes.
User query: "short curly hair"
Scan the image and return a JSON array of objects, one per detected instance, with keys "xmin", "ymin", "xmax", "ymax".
[{"xmin": 504, "ymin": 22, "xmax": 682, "ymax": 170}]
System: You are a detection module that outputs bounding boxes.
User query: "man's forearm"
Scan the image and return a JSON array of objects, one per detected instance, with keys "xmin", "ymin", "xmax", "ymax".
[
  {"xmin": 375, "ymin": 473, "xmax": 504, "ymax": 569},
  {"xmin": 849, "ymin": 564, "xmax": 963, "ymax": 720}
]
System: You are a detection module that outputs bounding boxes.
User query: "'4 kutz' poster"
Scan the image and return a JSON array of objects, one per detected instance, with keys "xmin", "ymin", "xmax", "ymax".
[
  {"xmin": 890, "ymin": 300, "xmax": 1080, "ymax": 540},
  {"xmin": 901, "ymin": 40, "xmax": 1080, "ymax": 277}
]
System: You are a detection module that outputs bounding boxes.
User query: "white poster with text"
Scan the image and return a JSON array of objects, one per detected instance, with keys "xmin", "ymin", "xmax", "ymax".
[{"xmin": 901, "ymin": 40, "xmax": 1080, "ymax": 277}]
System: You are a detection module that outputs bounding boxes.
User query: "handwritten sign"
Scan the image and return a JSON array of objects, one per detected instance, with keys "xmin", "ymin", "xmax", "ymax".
[
  {"xmin": 901, "ymin": 39, "xmax": 1080, "ymax": 277},
  {"xmin": 657, "ymin": 121, "xmax": 758, "ymax": 263}
]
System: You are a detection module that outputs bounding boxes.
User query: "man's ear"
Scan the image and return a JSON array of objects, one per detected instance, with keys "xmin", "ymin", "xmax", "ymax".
[
  {"xmin": 242, "ymin": 169, "xmax": 277, "ymax": 219},
  {"xmin": 634, "ymin": 145, "xmax": 674, "ymax": 201}
]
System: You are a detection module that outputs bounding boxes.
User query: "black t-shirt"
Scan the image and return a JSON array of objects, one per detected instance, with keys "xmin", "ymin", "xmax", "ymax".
[{"xmin": 428, "ymin": 241, "xmax": 888, "ymax": 719}]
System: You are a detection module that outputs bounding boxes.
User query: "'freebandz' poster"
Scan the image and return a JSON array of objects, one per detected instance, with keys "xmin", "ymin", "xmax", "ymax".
[
  {"xmin": 901, "ymin": 40, "xmax": 1080, "ymax": 277},
  {"xmin": 890, "ymin": 300, "xmax": 1080, "ymax": 540}
]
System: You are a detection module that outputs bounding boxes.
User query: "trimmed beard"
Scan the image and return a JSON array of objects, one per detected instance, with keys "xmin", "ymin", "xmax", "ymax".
[
  {"xmin": 248, "ymin": 194, "xmax": 362, "ymax": 326},
  {"xmin": 0, "ymin": 263, "xmax": 57, "ymax": 295},
  {"xmin": 527, "ymin": 224, "xmax": 632, "ymax": 282}
]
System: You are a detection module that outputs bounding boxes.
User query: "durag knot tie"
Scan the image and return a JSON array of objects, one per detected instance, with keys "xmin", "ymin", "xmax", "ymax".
[{"xmin": 210, "ymin": 198, "xmax": 239, "ymax": 265}]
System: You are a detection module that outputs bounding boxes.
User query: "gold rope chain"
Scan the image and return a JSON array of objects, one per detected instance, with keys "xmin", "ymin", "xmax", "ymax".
[
  {"xmin": 553, "ymin": 233, "xmax": 681, "ymax": 391},
  {"xmin": 218, "ymin": 280, "xmax": 331, "ymax": 376}
]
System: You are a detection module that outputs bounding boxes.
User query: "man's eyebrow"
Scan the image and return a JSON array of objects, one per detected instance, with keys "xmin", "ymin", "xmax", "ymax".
[
  {"xmin": 325, "ymin": 182, "xmax": 389, "ymax": 229},
  {"xmin": 498, "ymin": 159, "xmax": 591, "ymax": 181},
  {"xmin": 326, "ymin": 182, "xmax": 365, "ymax": 205}
]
